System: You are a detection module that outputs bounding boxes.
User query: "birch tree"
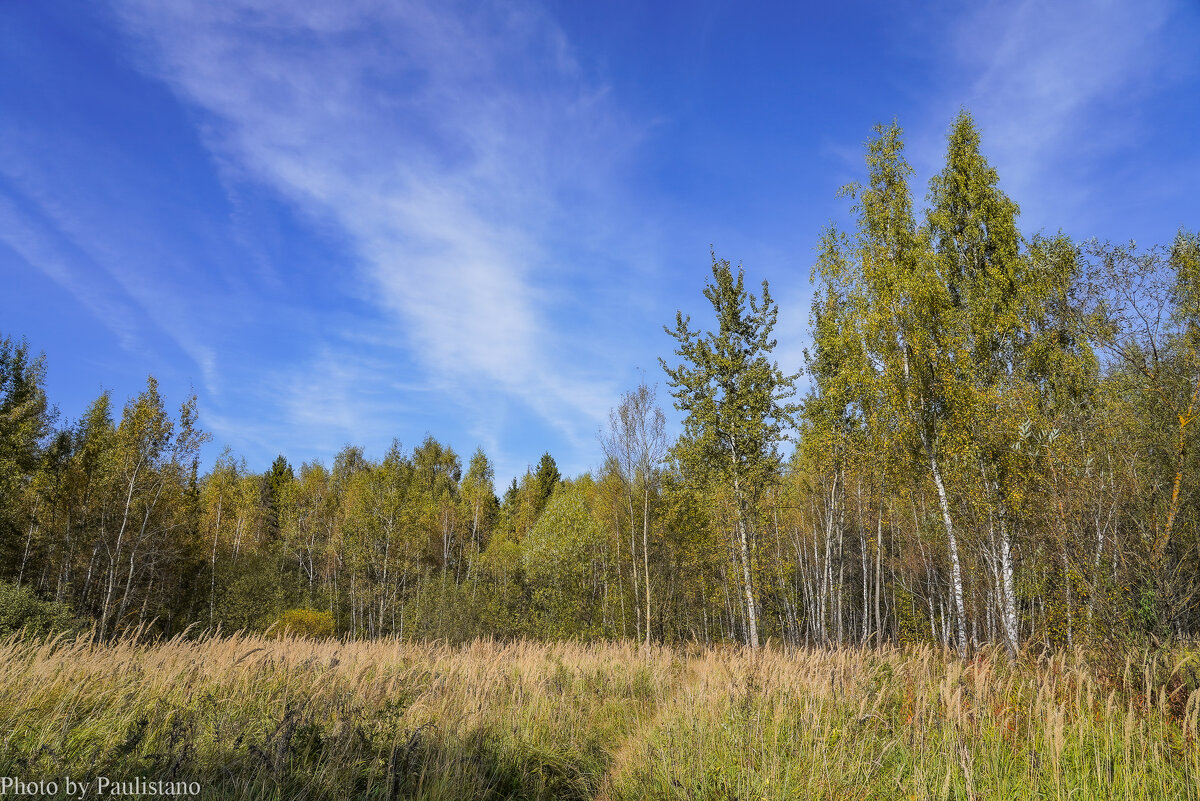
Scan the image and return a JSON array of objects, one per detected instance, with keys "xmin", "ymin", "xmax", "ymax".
[
  {"xmin": 924, "ymin": 111, "xmax": 1028, "ymax": 656},
  {"xmin": 832, "ymin": 121, "xmax": 975, "ymax": 655},
  {"xmin": 600, "ymin": 381, "xmax": 668, "ymax": 645},
  {"xmin": 1085, "ymin": 231, "xmax": 1200, "ymax": 632}
]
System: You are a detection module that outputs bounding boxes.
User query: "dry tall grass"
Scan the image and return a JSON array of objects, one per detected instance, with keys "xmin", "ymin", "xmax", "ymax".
[{"xmin": 1, "ymin": 632, "xmax": 1197, "ymax": 799}]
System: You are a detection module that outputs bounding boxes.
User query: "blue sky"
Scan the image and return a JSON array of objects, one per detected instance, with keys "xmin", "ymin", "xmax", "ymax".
[{"xmin": 2, "ymin": 0, "xmax": 1198, "ymax": 485}]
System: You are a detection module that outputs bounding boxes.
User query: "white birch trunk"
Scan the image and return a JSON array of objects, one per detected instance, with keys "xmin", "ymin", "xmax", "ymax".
[{"xmin": 929, "ymin": 451, "xmax": 968, "ymax": 657}]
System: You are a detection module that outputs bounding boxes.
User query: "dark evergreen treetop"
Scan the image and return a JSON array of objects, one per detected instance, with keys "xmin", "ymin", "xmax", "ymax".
[{"xmin": 660, "ymin": 254, "xmax": 799, "ymax": 496}]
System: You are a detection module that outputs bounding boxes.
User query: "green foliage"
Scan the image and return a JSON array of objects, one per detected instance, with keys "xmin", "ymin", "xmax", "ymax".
[
  {"xmin": 262, "ymin": 454, "xmax": 294, "ymax": 540},
  {"xmin": 413, "ymin": 436, "xmax": 461, "ymax": 497},
  {"xmin": 0, "ymin": 335, "xmax": 52, "ymax": 577},
  {"xmin": 0, "ymin": 580, "xmax": 75, "ymax": 638},
  {"xmin": 1173, "ymin": 230, "xmax": 1200, "ymax": 336},
  {"xmin": 661, "ymin": 254, "xmax": 799, "ymax": 648},
  {"xmin": 532, "ymin": 452, "xmax": 562, "ymax": 515},
  {"xmin": 0, "ymin": 335, "xmax": 51, "ymax": 480},
  {"xmin": 463, "ymin": 447, "xmax": 499, "ymax": 552},
  {"xmin": 524, "ymin": 486, "xmax": 607, "ymax": 638},
  {"xmin": 661, "ymin": 254, "xmax": 799, "ymax": 494},
  {"xmin": 212, "ymin": 555, "xmax": 287, "ymax": 632}
]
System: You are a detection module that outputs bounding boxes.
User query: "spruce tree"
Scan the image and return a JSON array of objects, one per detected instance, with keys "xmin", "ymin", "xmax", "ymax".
[{"xmin": 661, "ymin": 254, "xmax": 798, "ymax": 648}]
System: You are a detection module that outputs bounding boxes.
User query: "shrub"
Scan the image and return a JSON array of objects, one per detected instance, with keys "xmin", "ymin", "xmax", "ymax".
[
  {"xmin": 270, "ymin": 607, "xmax": 335, "ymax": 638},
  {"xmin": 0, "ymin": 580, "xmax": 76, "ymax": 638},
  {"xmin": 211, "ymin": 555, "xmax": 286, "ymax": 631}
]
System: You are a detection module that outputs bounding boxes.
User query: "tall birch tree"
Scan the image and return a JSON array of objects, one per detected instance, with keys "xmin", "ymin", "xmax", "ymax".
[
  {"xmin": 834, "ymin": 121, "xmax": 973, "ymax": 656},
  {"xmin": 600, "ymin": 381, "xmax": 668, "ymax": 646}
]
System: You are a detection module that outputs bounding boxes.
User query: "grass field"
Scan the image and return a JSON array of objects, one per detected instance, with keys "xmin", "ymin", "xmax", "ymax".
[{"xmin": 2, "ymin": 633, "xmax": 1198, "ymax": 800}]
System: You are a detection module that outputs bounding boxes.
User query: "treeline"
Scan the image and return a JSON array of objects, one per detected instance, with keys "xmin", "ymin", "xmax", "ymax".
[
  {"xmin": 797, "ymin": 113, "xmax": 1199, "ymax": 654},
  {"xmin": 1, "ymin": 111, "xmax": 1196, "ymax": 650}
]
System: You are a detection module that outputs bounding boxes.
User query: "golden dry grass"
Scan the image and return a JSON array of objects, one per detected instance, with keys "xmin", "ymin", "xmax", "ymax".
[{"xmin": 1, "ymin": 633, "xmax": 1197, "ymax": 799}]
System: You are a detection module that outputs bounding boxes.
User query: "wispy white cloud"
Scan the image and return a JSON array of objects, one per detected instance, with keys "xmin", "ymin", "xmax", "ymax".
[
  {"xmin": 0, "ymin": 125, "xmax": 224, "ymax": 395},
  {"xmin": 112, "ymin": 0, "xmax": 639, "ymax": 466},
  {"xmin": 0, "ymin": 191, "xmax": 143, "ymax": 354},
  {"xmin": 914, "ymin": 0, "xmax": 1183, "ymax": 229}
]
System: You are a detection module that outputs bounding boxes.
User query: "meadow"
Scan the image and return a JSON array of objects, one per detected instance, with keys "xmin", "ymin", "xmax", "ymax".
[{"xmin": 2, "ymin": 634, "xmax": 1199, "ymax": 800}]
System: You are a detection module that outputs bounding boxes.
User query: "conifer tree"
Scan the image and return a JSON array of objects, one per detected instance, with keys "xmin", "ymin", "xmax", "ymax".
[
  {"xmin": 661, "ymin": 254, "xmax": 798, "ymax": 648},
  {"xmin": 0, "ymin": 335, "xmax": 51, "ymax": 580},
  {"xmin": 532, "ymin": 452, "xmax": 561, "ymax": 516}
]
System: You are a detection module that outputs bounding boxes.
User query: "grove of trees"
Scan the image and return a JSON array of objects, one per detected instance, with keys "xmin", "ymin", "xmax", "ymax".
[{"xmin": 2, "ymin": 111, "xmax": 1197, "ymax": 650}]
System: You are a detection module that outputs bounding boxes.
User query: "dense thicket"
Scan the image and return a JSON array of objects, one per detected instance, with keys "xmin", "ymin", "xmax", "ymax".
[{"xmin": 1, "ymin": 112, "xmax": 1196, "ymax": 648}]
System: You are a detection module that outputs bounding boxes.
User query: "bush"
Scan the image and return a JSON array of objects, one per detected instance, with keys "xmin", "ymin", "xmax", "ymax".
[
  {"xmin": 211, "ymin": 555, "xmax": 287, "ymax": 631},
  {"xmin": 270, "ymin": 607, "xmax": 335, "ymax": 638},
  {"xmin": 0, "ymin": 580, "xmax": 76, "ymax": 638}
]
